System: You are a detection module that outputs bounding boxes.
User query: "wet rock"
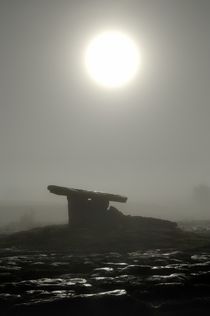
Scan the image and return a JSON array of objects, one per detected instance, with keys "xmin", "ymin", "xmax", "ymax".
[
  {"xmin": 191, "ymin": 254, "xmax": 210, "ymax": 262},
  {"xmin": 154, "ymin": 297, "xmax": 210, "ymax": 316},
  {"xmin": 150, "ymin": 282, "xmax": 185, "ymax": 299},
  {"xmin": 7, "ymin": 289, "xmax": 152, "ymax": 316},
  {"xmin": 93, "ymin": 267, "xmax": 114, "ymax": 276},
  {"xmin": 1, "ymin": 249, "xmax": 210, "ymax": 315},
  {"xmin": 119, "ymin": 265, "xmax": 151, "ymax": 276},
  {"xmin": 147, "ymin": 273, "xmax": 189, "ymax": 284}
]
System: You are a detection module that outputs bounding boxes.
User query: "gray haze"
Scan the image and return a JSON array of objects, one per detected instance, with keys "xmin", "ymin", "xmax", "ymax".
[{"xmin": 0, "ymin": 0, "xmax": 210, "ymax": 224}]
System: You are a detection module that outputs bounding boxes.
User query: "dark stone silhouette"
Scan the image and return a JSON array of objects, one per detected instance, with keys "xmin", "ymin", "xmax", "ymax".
[
  {"xmin": 47, "ymin": 185, "xmax": 127, "ymax": 227},
  {"xmin": 1, "ymin": 185, "xmax": 196, "ymax": 252},
  {"xmin": 47, "ymin": 185, "xmax": 178, "ymax": 233}
]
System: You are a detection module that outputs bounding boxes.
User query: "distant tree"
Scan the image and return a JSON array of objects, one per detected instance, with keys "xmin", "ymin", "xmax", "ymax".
[{"xmin": 193, "ymin": 184, "xmax": 210, "ymax": 209}]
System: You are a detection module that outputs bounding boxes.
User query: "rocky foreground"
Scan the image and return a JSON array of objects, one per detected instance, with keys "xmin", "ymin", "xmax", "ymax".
[
  {"xmin": 0, "ymin": 215, "xmax": 208, "ymax": 252},
  {"xmin": 1, "ymin": 217, "xmax": 210, "ymax": 315},
  {"xmin": 1, "ymin": 248, "xmax": 210, "ymax": 315}
]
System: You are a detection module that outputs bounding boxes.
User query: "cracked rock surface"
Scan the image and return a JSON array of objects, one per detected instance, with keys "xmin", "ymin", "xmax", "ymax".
[{"xmin": 1, "ymin": 248, "xmax": 210, "ymax": 315}]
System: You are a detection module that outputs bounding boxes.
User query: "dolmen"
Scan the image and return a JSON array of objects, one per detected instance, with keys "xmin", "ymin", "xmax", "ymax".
[
  {"xmin": 48, "ymin": 185, "xmax": 177, "ymax": 233},
  {"xmin": 0, "ymin": 186, "xmax": 181, "ymax": 252},
  {"xmin": 48, "ymin": 185, "xmax": 127, "ymax": 228}
]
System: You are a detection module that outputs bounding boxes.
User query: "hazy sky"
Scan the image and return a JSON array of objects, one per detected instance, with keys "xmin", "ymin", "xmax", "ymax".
[{"xmin": 0, "ymin": 0, "xmax": 210, "ymax": 206}]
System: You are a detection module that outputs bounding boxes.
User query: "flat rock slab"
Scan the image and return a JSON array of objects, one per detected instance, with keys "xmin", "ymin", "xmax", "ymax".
[
  {"xmin": 2, "ymin": 249, "xmax": 210, "ymax": 315},
  {"xmin": 48, "ymin": 185, "xmax": 127, "ymax": 203}
]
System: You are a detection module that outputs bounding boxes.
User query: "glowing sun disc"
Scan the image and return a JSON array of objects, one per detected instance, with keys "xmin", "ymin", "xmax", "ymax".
[{"xmin": 85, "ymin": 31, "xmax": 140, "ymax": 88}]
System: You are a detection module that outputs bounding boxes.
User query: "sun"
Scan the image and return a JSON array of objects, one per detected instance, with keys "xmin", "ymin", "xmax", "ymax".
[{"xmin": 84, "ymin": 31, "xmax": 140, "ymax": 88}]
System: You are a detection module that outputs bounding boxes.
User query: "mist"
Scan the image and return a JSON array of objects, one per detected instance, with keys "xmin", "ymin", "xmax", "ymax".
[
  {"xmin": 1, "ymin": 0, "xmax": 210, "ymax": 228},
  {"xmin": 1, "ymin": 3, "xmax": 210, "ymax": 316}
]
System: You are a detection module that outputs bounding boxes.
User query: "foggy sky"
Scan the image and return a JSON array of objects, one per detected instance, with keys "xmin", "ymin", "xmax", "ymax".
[{"xmin": 0, "ymin": 0, "xmax": 210, "ymax": 210}]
